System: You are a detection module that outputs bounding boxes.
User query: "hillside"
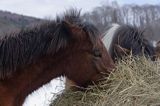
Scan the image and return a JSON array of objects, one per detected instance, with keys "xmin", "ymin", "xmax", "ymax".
[{"xmin": 0, "ymin": 10, "xmax": 42, "ymax": 34}]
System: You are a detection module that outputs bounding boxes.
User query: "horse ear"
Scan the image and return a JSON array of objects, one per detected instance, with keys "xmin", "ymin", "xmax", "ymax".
[
  {"xmin": 62, "ymin": 21, "xmax": 83, "ymax": 40},
  {"xmin": 62, "ymin": 21, "xmax": 74, "ymax": 28},
  {"xmin": 114, "ymin": 44, "xmax": 130, "ymax": 55}
]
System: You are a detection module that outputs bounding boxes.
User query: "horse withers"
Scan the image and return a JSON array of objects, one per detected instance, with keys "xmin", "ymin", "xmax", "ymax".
[
  {"xmin": 0, "ymin": 10, "xmax": 114, "ymax": 106},
  {"xmin": 102, "ymin": 24, "xmax": 156, "ymax": 61}
]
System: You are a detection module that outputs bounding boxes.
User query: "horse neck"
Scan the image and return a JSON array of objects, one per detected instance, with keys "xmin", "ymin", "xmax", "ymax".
[
  {"xmin": 102, "ymin": 24, "xmax": 120, "ymax": 55},
  {"xmin": 0, "ymin": 54, "xmax": 66, "ymax": 106}
]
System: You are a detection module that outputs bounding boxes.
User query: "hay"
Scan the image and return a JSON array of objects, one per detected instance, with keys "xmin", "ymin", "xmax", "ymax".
[{"xmin": 50, "ymin": 56, "xmax": 160, "ymax": 106}]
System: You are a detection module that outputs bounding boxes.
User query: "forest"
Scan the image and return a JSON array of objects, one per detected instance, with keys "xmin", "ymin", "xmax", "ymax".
[{"xmin": 83, "ymin": 1, "xmax": 160, "ymax": 41}]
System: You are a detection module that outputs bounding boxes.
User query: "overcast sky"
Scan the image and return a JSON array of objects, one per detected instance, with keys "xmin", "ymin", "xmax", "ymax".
[{"xmin": 0, "ymin": 0, "xmax": 159, "ymax": 18}]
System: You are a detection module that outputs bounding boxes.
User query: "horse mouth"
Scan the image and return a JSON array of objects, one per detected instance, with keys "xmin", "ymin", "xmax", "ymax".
[{"xmin": 93, "ymin": 59, "xmax": 112, "ymax": 76}]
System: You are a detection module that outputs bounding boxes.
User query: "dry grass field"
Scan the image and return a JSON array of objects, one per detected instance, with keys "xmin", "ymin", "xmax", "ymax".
[{"xmin": 51, "ymin": 56, "xmax": 160, "ymax": 106}]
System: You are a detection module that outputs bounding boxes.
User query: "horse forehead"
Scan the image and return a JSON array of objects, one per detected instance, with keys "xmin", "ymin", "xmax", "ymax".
[
  {"xmin": 144, "ymin": 40, "xmax": 156, "ymax": 49},
  {"xmin": 157, "ymin": 40, "xmax": 160, "ymax": 46},
  {"xmin": 102, "ymin": 23, "xmax": 120, "ymax": 51}
]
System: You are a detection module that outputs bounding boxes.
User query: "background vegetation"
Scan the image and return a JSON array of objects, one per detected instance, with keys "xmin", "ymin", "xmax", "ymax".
[
  {"xmin": 0, "ymin": 10, "xmax": 41, "ymax": 35},
  {"xmin": 83, "ymin": 1, "xmax": 160, "ymax": 41}
]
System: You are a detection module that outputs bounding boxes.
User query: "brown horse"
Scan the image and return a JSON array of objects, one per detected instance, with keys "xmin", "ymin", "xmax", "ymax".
[{"xmin": 0, "ymin": 10, "xmax": 114, "ymax": 106}]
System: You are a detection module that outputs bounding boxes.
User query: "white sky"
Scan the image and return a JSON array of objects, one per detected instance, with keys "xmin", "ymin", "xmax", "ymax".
[
  {"xmin": 0, "ymin": 0, "xmax": 159, "ymax": 19},
  {"xmin": 0, "ymin": 0, "xmax": 103, "ymax": 18}
]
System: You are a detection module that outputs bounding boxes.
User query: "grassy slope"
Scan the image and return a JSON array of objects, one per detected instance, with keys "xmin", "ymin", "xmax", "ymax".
[
  {"xmin": 51, "ymin": 56, "xmax": 160, "ymax": 106},
  {"xmin": 0, "ymin": 10, "xmax": 42, "ymax": 35},
  {"xmin": 0, "ymin": 17, "xmax": 19, "ymax": 33}
]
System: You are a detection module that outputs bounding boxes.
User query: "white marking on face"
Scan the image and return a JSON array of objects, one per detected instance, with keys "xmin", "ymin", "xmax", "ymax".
[
  {"xmin": 152, "ymin": 40, "xmax": 157, "ymax": 47},
  {"xmin": 102, "ymin": 23, "xmax": 120, "ymax": 54}
]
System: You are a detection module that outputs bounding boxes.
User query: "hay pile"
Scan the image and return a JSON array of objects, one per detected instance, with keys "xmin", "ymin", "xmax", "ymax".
[{"xmin": 50, "ymin": 56, "xmax": 160, "ymax": 106}]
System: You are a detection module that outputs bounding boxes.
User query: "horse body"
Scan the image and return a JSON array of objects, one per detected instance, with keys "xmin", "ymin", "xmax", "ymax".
[
  {"xmin": 0, "ymin": 10, "xmax": 114, "ymax": 106},
  {"xmin": 102, "ymin": 23, "xmax": 156, "ymax": 61},
  {"xmin": 0, "ymin": 56, "xmax": 60, "ymax": 106}
]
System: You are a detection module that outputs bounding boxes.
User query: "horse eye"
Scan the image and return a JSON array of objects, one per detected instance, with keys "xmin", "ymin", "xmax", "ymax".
[{"xmin": 93, "ymin": 49, "xmax": 102, "ymax": 57}]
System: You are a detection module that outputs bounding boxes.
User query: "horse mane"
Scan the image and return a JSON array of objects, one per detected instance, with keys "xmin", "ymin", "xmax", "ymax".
[
  {"xmin": 110, "ymin": 24, "xmax": 155, "ymax": 59},
  {"xmin": 0, "ymin": 9, "xmax": 99, "ymax": 79},
  {"xmin": 114, "ymin": 25, "xmax": 144, "ymax": 48}
]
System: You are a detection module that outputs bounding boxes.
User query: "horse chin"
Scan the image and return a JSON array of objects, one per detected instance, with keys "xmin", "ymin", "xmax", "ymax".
[
  {"xmin": 65, "ymin": 78, "xmax": 78, "ymax": 90},
  {"xmin": 93, "ymin": 59, "xmax": 111, "ymax": 75}
]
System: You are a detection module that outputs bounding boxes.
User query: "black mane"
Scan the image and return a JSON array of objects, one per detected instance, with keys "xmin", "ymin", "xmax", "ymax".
[
  {"xmin": 0, "ymin": 9, "xmax": 99, "ymax": 78},
  {"xmin": 111, "ymin": 25, "xmax": 155, "ymax": 60}
]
